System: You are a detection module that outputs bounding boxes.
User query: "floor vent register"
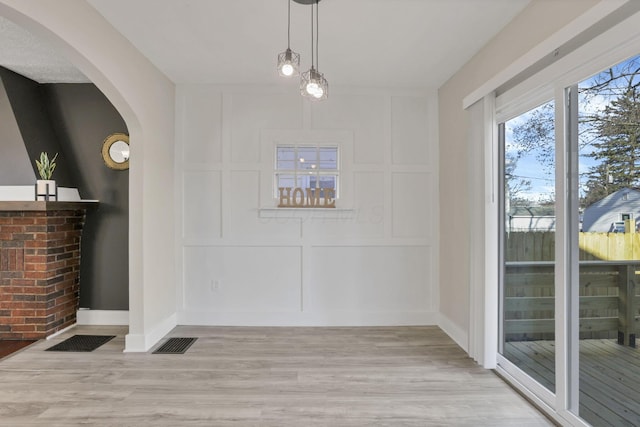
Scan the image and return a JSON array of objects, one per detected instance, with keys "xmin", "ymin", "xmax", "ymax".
[{"xmin": 152, "ymin": 337, "xmax": 197, "ymax": 354}]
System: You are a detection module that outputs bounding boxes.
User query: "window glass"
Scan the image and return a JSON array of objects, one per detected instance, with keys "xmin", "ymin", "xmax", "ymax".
[
  {"xmin": 500, "ymin": 100, "xmax": 556, "ymax": 393},
  {"xmin": 274, "ymin": 145, "xmax": 339, "ymax": 198}
]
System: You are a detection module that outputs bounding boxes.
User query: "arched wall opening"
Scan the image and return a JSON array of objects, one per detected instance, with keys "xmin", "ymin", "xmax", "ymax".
[{"xmin": 0, "ymin": 0, "xmax": 177, "ymax": 352}]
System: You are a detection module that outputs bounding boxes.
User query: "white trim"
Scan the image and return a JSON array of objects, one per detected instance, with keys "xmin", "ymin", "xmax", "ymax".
[
  {"xmin": 495, "ymin": 364, "xmax": 564, "ymax": 425},
  {"xmin": 124, "ymin": 313, "xmax": 177, "ymax": 353},
  {"xmin": 496, "ymin": 6, "xmax": 640, "ymax": 122},
  {"xmin": 76, "ymin": 309, "xmax": 129, "ymax": 326},
  {"xmin": 438, "ymin": 313, "xmax": 468, "ymax": 352},
  {"xmin": 463, "ymin": 0, "xmax": 629, "ymax": 109},
  {"xmin": 178, "ymin": 310, "xmax": 438, "ymax": 327},
  {"xmin": 45, "ymin": 323, "xmax": 76, "ymax": 340},
  {"xmin": 497, "ymin": 363, "xmax": 591, "ymax": 427},
  {"xmin": 258, "ymin": 208, "xmax": 355, "ymax": 219},
  {"xmin": 467, "ymin": 98, "xmax": 485, "ymax": 364},
  {"xmin": 553, "ymin": 84, "xmax": 569, "ymax": 414},
  {"xmin": 467, "ymin": 94, "xmax": 499, "ymax": 368},
  {"xmin": 483, "ymin": 94, "xmax": 499, "ymax": 369}
]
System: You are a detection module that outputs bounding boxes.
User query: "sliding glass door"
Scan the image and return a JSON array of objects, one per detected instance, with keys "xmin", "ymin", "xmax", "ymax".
[{"xmin": 497, "ymin": 53, "xmax": 640, "ymax": 426}]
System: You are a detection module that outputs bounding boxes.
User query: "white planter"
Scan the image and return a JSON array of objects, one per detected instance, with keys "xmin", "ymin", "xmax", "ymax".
[{"xmin": 35, "ymin": 180, "xmax": 57, "ymax": 201}]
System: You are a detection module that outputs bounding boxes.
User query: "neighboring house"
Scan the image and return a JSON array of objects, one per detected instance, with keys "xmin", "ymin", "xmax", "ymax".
[
  {"xmin": 507, "ymin": 206, "xmax": 556, "ymax": 232},
  {"xmin": 582, "ymin": 188, "xmax": 640, "ymax": 232}
]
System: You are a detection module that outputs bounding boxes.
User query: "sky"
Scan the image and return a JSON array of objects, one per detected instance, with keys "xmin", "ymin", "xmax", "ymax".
[{"xmin": 504, "ymin": 54, "xmax": 640, "ymax": 205}]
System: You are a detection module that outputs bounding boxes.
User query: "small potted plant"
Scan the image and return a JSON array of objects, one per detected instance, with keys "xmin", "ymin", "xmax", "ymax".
[{"xmin": 35, "ymin": 152, "xmax": 58, "ymax": 201}]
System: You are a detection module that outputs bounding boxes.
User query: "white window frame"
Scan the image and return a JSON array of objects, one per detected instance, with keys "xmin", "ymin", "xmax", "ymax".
[
  {"xmin": 273, "ymin": 144, "xmax": 340, "ymax": 199},
  {"xmin": 259, "ymin": 130, "xmax": 354, "ymax": 211}
]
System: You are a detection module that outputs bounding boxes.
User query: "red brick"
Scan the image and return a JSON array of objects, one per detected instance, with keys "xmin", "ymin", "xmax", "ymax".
[
  {"xmin": 24, "ymin": 255, "xmax": 47, "ymax": 263},
  {"xmin": 20, "ymin": 302, "xmax": 42, "ymax": 310},
  {"xmin": 20, "ymin": 332, "xmax": 44, "ymax": 339},
  {"xmin": 11, "ymin": 218, "xmax": 35, "ymax": 225},
  {"xmin": 0, "ymin": 225, "xmax": 25, "ymax": 233},
  {"xmin": 24, "ymin": 240, "xmax": 47, "ymax": 248},
  {"xmin": 11, "ymin": 324, "xmax": 36, "ymax": 332},
  {"xmin": 24, "ymin": 263, "xmax": 48, "ymax": 272},
  {"xmin": 4, "ymin": 316, "xmax": 26, "ymax": 324},
  {"xmin": 23, "ymin": 271, "xmax": 50, "ymax": 279},
  {"xmin": 11, "ymin": 309, "xmax": 36, "ymax": 317}
]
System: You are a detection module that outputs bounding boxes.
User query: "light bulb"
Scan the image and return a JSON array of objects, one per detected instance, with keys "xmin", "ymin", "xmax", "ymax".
[
  {"xmin": 306, "ymin": 82, "xmax": 319, "ymax": 95},
  {"xmin": 281, "ymin": 63, "xmax": 294, "ymax": 76},
  {"xmin": 312, "ymin": 86, "xmax": 324, "ymax": 99}
]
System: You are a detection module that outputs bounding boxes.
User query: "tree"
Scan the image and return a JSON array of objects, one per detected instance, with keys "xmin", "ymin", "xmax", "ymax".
[
  {"xmin": 510, "ymin": 101, "xmax": 555, "ymax": 175},
  {"xmin": 505, "ymin": 153, "xmax": 532, "ymax": 207},
  {"xmin": 507, "ymin": 55, "xmax": 640, "ymax": 207},
  {"xmin": 583, "ymin": 88, "xmax": 640, "ymax": 205}
]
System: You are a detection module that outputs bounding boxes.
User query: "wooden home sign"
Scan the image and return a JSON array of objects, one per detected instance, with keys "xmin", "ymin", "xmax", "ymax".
[{"xmin": 278, "ymin": 187, "xmax": 335, "ymax": 208}]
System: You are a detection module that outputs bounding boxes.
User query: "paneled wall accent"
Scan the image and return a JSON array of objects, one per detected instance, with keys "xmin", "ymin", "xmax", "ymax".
[{"xmin": 177, "ymin": 86, "xmax": 438, "ymax": 326}]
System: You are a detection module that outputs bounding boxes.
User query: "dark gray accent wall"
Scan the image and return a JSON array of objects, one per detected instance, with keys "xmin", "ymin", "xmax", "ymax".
[
  {"xmin": 0, "ymin": 74, "xmax": 35, "ymax": 184},
  {"xmin": 2, "ymin": 69, "xmax": 129, "ymax": 310},
  {"xmin": 42, "ymin": 84, "xmax": 129, "ymax": 310},
  {"xmin": 0, "ymin": 67, "xmax": 74, "ymax": 186}
]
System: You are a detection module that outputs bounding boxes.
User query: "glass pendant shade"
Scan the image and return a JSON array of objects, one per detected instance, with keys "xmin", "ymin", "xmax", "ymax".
[
  {"xmin": 300, "ymin": 67, "xmax": 328, "ymax": 101},
  {"xmin": 277, "ymin": 48, "xmax": 300, "ymax": 77}
]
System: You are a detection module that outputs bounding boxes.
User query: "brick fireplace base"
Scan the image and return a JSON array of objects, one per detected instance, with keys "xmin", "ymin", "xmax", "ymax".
[{"xmin": 0, "ymin": 202, "xmax": 96, "ymax": 340}]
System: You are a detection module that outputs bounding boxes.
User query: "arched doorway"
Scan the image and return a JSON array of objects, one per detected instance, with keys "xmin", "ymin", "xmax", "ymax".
[{"xmin": 0, "ymin": 0, "xmax": 177, "ymax": 352}]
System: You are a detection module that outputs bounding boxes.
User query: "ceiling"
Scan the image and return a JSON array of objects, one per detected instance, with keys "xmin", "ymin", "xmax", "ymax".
[{"xmin": 0, "ymin": 0, "xmax": 530, "ymax": 89}]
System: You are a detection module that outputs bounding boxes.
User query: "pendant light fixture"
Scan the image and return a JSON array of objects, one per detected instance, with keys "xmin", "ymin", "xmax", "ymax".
[
  {"xmin": 300, "ymin": 0, "xmax": 328, "ymax": 100},
  {"xmin": 277, "ymin": 0, "xmax": 300, "ymax": 77}
]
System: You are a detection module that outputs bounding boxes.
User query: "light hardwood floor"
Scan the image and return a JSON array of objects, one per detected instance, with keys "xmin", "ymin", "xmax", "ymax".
[{"xmin": 0, "ymin": 325, "xmax": 554, "ymax": 426}]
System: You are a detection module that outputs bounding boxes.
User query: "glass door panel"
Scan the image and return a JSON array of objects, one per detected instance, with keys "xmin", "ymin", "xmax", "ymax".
[
  {"xmin": 576, "ymin": 55, "xmax": 640, "ymax": 426},
  {"xmin": 500, "ymin": 100, "xmax": 556, "ymax": 392}
]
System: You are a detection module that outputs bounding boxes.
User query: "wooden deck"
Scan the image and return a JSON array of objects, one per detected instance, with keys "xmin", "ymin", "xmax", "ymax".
[{"xmin": 505, "ymin": 339, "xmax": 640, "ymax": 426}]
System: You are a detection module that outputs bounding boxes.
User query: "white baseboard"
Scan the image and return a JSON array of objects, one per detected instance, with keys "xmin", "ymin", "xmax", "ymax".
[
  {"xmin": 124, "ymin": 312, "xmax": 177, "ymax": 353},
  {"xmin": 46, "ymin": 323, "xmax": 76, "ymax": 339},
  {"xmin": 76, "ymin": 309, "xmax": 129, "ymax": 325},
  {"xmin": 177, "ymin": 310, "xmax": 439, "ymax": 327},
  {"xmin": 438, "ymin": 313, "xmax": 469, "ymax": 352}
]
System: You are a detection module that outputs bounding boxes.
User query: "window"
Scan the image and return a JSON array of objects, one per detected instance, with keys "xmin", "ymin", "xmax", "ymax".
[{"xmin": 274, "ymin": 145, "xmax": 339, "ymax": 198}]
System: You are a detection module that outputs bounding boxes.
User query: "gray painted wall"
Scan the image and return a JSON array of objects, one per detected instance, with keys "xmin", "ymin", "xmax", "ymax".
[
  {"xmin": 0, "ymin": 73, "xmax": 35, "ymax": 184},
  {"xmin": 0, "ymin": 68, "xmax": 129, "ymax": 310},
  {"xmin": 0, "ymin": 67, "xmax": 74, "ymax": 185},
  {"xmin": 43, "ymin": 84, "xmax": 129, "ymax": 310}
]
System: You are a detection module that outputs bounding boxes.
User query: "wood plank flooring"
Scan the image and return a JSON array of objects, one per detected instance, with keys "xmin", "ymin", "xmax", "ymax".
[
  {"xmin": 0, "ymin": 326, "xmax": 553, "ymax": 426},
  {"xmin": 506, "ymin": 340, "xmax": 640, "ymax": 427}
]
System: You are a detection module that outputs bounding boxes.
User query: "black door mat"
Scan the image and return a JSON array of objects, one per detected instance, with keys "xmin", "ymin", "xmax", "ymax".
[
  {"xmin": 153, "ymin": 337, "xmax": 197, "ymax": 354},
  {"xmin": 45, "ymin": 335, "xmax": 116, "ymax": 352}
]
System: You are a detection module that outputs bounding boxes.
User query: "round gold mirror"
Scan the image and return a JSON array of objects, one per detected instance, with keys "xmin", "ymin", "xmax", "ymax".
[{"xmin": 102, "ymin": 133, "xmax": 130, "ymax": 170}]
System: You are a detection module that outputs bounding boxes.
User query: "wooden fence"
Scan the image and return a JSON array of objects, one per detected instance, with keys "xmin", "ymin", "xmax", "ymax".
[{"xmin": 506, "ymin": 231, "xmax": 640, "ymax": 261}]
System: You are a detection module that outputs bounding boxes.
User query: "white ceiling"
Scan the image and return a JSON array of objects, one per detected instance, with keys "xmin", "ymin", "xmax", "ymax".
[
  {"xmin": 0, "ymin": 16, "xmax": 89, "ymax": 83},
  {"xmin": 0, "ymin": 0, "xmax": 530, "ymax": 89}
]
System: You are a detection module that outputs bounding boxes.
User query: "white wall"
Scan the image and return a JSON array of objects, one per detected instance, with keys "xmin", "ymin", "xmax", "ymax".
[{"xmin": 176, "ymin": 85, "xmax": 438, "ymax": 326}]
